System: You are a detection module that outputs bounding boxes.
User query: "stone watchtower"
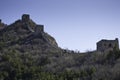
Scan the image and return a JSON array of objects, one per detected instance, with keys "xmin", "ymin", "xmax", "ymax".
[
  {"xmin": 35, "ymin": 25, "xmax": 44, "ymax": 32},
  {"xmin": 21, "ymin": 14, "xmax": 44, "ymax": 33},
  {"xmin": 97, "ymin": 38, "xmax": 119, "ymax": 52},
  {"xmin": 22, "ymin": 14, "xmax": 30, "ymax": 22}
]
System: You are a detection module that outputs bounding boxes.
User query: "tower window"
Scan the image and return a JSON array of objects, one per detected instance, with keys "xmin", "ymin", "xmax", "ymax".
[{"xmin": 109, "ymin": 43, "xmax": 112, "ymax": 47}]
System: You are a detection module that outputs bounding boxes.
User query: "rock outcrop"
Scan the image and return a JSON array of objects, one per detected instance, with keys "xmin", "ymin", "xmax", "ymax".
[{"xmin": 0, "ymin": 19, "xmax": 6, "ymax": 29}]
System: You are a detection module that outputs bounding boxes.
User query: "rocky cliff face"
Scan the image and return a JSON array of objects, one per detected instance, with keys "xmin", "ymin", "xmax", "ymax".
[{"xmin": 0, "ymin": 14, "xmax": 60, "ymax": 53}]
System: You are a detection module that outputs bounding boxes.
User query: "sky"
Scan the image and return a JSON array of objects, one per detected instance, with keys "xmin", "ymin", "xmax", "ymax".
[{"xmin": 0, "ymin": 0, "xmax": 120, "ymax": 52}]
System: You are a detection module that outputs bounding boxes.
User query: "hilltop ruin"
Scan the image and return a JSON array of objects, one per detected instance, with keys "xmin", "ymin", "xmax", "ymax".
[
  {"xmin": 21, "ymin": 14, "xmax": 44, "ymax": 32},
  {"xmin": 97, "ymin": 38, "xmax": 119, "ymax": 52},
  {"xmin": 0, "ymin": 14, "xmax": 44, "ymax": 32}
]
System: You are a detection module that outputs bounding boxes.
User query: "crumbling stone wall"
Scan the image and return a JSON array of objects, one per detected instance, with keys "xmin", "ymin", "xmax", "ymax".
[
  {"xmin": 21, "ymin": 14, "xmax": 44, "ymax": 33},
  {"xmin": 35, "ymin": 25, "xmax": 44, "ymax": 32},
  {"xmin": 97, "ymin": 38, "xmax": 119, "ymax": 52}
]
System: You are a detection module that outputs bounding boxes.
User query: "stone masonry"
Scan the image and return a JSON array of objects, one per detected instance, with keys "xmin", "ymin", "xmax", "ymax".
[
  {"xmin": 97, "ymin": 38, "xmax": 119, "ymax": 52},
  {"xmin": 21, "ymin": 14, "xmax": 44, "ymax": 32}
]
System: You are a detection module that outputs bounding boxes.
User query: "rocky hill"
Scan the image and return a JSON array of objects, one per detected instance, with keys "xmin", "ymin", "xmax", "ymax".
[{"xmin": 0, "ymin": 14, "xmax": 60, "ymax": 53}]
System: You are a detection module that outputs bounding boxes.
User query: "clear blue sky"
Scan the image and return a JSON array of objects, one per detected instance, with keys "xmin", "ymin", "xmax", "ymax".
[{"xmin": 0, "ymin": 0, "xmax": 120, "ymax": 52}]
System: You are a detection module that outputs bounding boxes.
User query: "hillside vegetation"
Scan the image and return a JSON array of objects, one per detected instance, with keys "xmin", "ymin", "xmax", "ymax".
[{"xmin": 0, "ymin": 14, "xmax": 120, "ymax": 80}]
